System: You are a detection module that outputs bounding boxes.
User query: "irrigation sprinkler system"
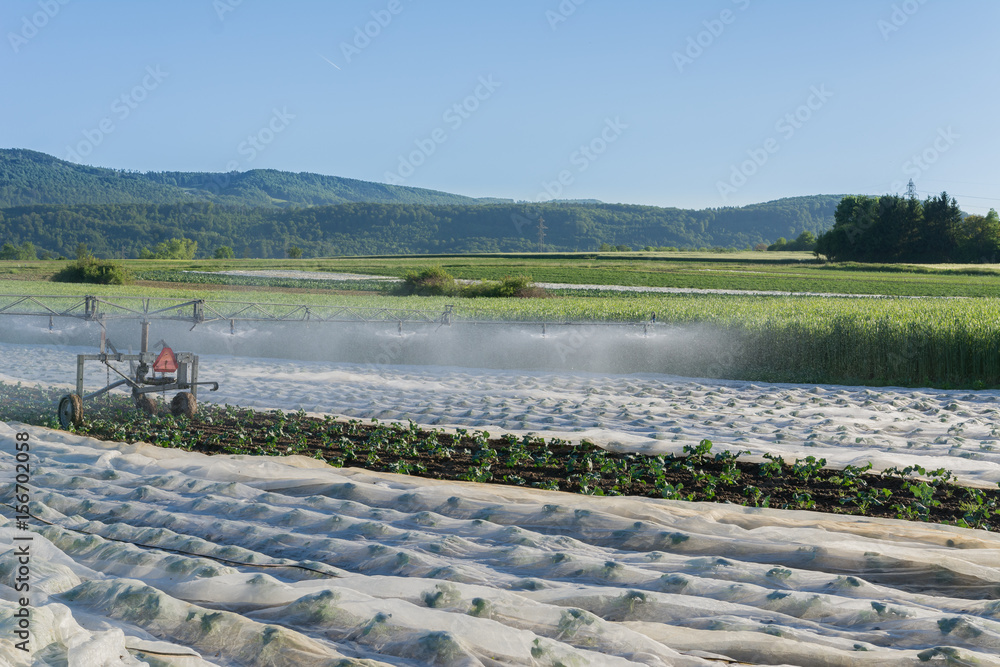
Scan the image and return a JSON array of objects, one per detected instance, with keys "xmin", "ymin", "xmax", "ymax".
[
  {"xmin": 0, "ymin": 294, "xmax": 660, "ymax": 428},
  {"xmin": 0, "ymin": 295, "xmax": 456, "ymax": 427}
]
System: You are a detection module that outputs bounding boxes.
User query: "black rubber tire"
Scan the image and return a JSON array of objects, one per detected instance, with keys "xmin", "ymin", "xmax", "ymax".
[
  {"xmin": 170, "ymin": 392, "xmax": 197, "ymax": 419},
  {"xmin": 135, "ymin": 394, "xmax": 157, "ymax": 417},
  {"xmin": 58, "ymin": 394, "xmax": 83, "ymax": 429}
]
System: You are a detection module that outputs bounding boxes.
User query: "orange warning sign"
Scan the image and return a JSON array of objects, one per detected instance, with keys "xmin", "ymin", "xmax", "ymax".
[{"xmin": 153, "ymin": 347, "xmax": 178, "ymax": 373}]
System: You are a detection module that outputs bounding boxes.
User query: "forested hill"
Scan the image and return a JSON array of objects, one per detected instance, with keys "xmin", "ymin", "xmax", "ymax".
[
  {"xmin": 0, "ymin": 149, "xmax": 497, "ymax": 208},
  {"xmin": 0, "ymin": 199, "xmax": 840, "ymax": 259},
  {"xmin": 0, "ymin": 148, "xmax": 840, "ymax": 257}
]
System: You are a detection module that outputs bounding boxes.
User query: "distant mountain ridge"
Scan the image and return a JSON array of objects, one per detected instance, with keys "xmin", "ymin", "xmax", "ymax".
[
  {"xmin": 0, "ymin": 148, "xmax": 504, "ymax": 208},
  {"xmin": 0, "ymin": 148, "xmax": 841, "ymax": 257}
]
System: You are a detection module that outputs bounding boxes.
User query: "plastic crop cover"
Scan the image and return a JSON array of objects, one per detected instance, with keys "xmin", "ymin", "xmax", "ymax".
[{"xmin": 3, "ymin": 421, "xmax": 1000, "ymax": 666}]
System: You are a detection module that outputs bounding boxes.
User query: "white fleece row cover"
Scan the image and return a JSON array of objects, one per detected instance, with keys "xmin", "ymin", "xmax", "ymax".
[{"xmin": 2, "ymin": 422, "xmax": 1000, "ymax": 666}]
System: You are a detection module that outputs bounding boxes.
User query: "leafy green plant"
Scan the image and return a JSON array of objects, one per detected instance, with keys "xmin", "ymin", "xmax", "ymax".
[
  {"xmin": 759, "ymin": 453, "xmax": 783, "ymax": 478},
  {"xmin": 5, "ymin": 381, "xmax": 1000, "ymax": 531}
]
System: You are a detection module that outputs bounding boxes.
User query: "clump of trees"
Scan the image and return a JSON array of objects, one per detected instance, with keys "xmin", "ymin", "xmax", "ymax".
[
  {"xmin": 768, "ymin": 231, "xmax": 816, "ymax": 251},
  {"xmin": 815, "ymin": 192, "xmax": 998, "ymax": 263},
  {"xmin": 139, "ymin": 237, "xmax": 197, "ymax": 259},
  {"xmin": 395, "ymin": 267, "xmax": 547, "ymax": 298},
  {"xmin": 0, "ymin": 241, "xmax": 37, "ymax": 260}
]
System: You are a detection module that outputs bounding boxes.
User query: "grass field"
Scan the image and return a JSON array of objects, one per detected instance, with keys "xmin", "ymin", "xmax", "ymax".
[{"xmin": 6, "ymin": 251, "xmax": 1000, "ymax": 296}]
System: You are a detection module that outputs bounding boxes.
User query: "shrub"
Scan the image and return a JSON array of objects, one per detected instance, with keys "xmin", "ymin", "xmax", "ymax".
[
  {"xmin": 396, "ymin": 266, "xmax": 459, "ymax": 296},
  {"xmin": 492, "ymin": 275, "xmax": 547, "ymax": 298},
  {"xmin": 51, "ymin": 257, "xmax": 132, "ymax": 285},
  {"xmin": 463, "ymin": 275, "xmax": 548, "ymax": 299},
  {"xmin": 396, "ymin": 269, "xmax": 547, "ymax": 298}
]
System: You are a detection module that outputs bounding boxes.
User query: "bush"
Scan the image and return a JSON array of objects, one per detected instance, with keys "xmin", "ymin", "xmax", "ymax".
[
  {"xmin": 463, "ymin": 274, "xmax": 548, "ymax": 298},
  {"xmin": 396, "ymin": 266, "xmax": 459, "ymax": 296},
  {"xmin": 51, "ymin": 257, "xmax": 132, "ymax": 285},
  {"xmin": 489, "ymin": 275, "xmax": 547, "ymax": 298},
  {"xmin": 395, "ymin": 268, "xmax": 547, "ymax": 298}
]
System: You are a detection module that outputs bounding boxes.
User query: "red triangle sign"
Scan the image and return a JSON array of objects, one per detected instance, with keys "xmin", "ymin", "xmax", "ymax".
[{"xmin": 153, "ymin": 347, "xmax": 178, "ymax": 373}]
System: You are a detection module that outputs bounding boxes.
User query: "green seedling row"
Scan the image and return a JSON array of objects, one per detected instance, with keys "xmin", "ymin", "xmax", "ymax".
[{"xmin": 4, "ymin": 381, "xmax": 999, "ymax": 532}]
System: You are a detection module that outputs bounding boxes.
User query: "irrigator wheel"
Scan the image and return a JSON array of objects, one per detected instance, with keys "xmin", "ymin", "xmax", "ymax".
[
  {"xmin": 170, "ymin": 392, "xmax": 197, "ymax": 419},
  {"xmin": 58, "ymin": 394, "xmax": 83, "ymax": 429},
  {"xmin": 135, "ymin": 393, "xmax": 157, "ymax": 417}
]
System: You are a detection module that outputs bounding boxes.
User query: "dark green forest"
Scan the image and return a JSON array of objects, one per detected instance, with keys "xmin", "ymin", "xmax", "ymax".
[
  {"xmin": 816, "ymin": 192, "xmax": 1000, "ymax": 263},
  {"xmin": 0, "ymin": 199, "xmax": 839, "ymax": 259},
  {"xmin": 0, "ymin": 148, "xmax": 840, "ymax": 258}
]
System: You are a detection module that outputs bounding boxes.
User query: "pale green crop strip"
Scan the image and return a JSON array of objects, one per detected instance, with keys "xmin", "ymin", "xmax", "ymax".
[{"xmin": 4, "ymin": 279, "xmax": 999, "ymax": 387}]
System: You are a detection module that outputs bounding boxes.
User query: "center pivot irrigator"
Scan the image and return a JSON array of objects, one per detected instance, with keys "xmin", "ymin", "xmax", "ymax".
[{"xmin": 0, "ymin": 295, "xmax": 456, "ymax": 428}]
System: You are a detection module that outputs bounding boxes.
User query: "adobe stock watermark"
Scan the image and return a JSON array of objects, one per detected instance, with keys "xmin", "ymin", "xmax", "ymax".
[
  {"xmin": 889, "ymin": 127, "xmax": 958, "ymax": 194},
  {"xmin": 706, "ymin": 338, "xmax": 746, "ymax": 379},
  {"xmin": 886, "ymin": 324, "xmax": 932, "ymax": 373},
  {"xmin": 184, "ymin": 107, "xmax": 296, "ymax": 199},
  {"xmin": 546, "ymin": 0, "xmax": 586, "ymax": 31},
  {"xmin": 8, "ymin": 0, "xmax": 71, "ymax": 54},
  {"xmin": 336, "ymin": 0, "xmax": 413, "ymax": 66},
  {"xmin": 536, "ymin": 117, "xmax": 627, "ymax": 202},
  {"xmin": 552, "ymin": 324, "xmax": 602, "ymax": 364},
  {"xmin": 844, "ymin": 205, "xmax": 877, "ymax": 245},
  {"xmin": 213, "ymin": 0, "xmax": 243, "ymax": 21},
  {"xmin": 716, "ymin": 84, "xmax": 833, "ymax": 202},
  {"xmin": 878, "ymin": 0, "xmax": 930, "ymax": 41},
  {"xmin": 235, "ymin": 107, "xmax": 295, "ymax": 162},
  {"xmin": 511, "ymin": 208, "xmax": 543, "ymax": 235},
  {"xmin": 673, "ymin": 0, "xmax": 750, "ymax": 73},
  {"xmin": 10, "ymin": 430, "xmax": 32, "ymax": 653},
  {"xmin": 384, "ymin": 76, "xmax": 501, "ymax": 185},
  {"xmin": 65, "ymin": 66, "xmax": 169, "ymax": 163}
]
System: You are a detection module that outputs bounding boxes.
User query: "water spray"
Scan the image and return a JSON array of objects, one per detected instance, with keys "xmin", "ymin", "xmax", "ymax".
[{"xmin": 0, "ymin": 294, "xmax": 686, "ymax": 424}]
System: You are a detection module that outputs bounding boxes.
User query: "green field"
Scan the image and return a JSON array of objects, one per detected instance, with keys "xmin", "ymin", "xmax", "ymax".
[
  {"xmin": 4, "ymin": 252, "xmax": 1000, "ymax": 389},
  {"xmin": 6, "ymin": 251, "xmax": 1000, "ymax": 296}
]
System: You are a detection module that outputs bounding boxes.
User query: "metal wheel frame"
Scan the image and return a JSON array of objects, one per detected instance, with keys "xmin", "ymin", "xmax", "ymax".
[
  {"xmin": 134, "ymin": 393, "xmax": 157, "ymax": 416},
  {"xmin": 58, "ymin": 394, "xmax": 83, "ymax": 429},
  {"xmin": 170, "ymin": 391, "xmax": 197, "ymax": 419}
]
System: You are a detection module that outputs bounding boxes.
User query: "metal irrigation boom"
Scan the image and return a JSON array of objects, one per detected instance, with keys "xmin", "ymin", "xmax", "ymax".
[
  {"xmin": 0, "ymin": 294, "xmax": 455, "ymax": 326},
  {"xmin": 0, "ymin": 295, "xmax": 455, "ymax": 428},
  {"xmin": 1, "ymin": 294, "xmax": 661, "ymax": 428}
]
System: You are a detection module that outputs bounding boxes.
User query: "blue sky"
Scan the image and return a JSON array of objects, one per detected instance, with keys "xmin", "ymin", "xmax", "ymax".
[{"xmin": 2, "ymin": 0, "xmax": 998, "ymax": 212}]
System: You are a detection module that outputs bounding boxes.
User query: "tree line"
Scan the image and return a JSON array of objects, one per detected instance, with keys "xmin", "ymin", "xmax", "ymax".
[
  {"xmin": 815, "ymin": 192, "xmax": 999, "ymax": 263},
  {"xmin": 0, "ymin": 198, "xmax": 838, "ymax": 259}
]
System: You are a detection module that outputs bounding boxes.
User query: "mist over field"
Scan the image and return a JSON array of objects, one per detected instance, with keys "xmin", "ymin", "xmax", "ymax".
[{"xmin": 0, "ymin": 313, "xmax": 740, "ymax": 378}]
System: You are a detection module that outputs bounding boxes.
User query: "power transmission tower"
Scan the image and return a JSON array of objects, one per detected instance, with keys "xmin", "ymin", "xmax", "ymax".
[
  {"xmin": 906, "ymin": 179, "xmax": 918, "ymax": 199},
  {"xmin": 537, "ymin": 216, "xmax": 547, "ymax": 252}
]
